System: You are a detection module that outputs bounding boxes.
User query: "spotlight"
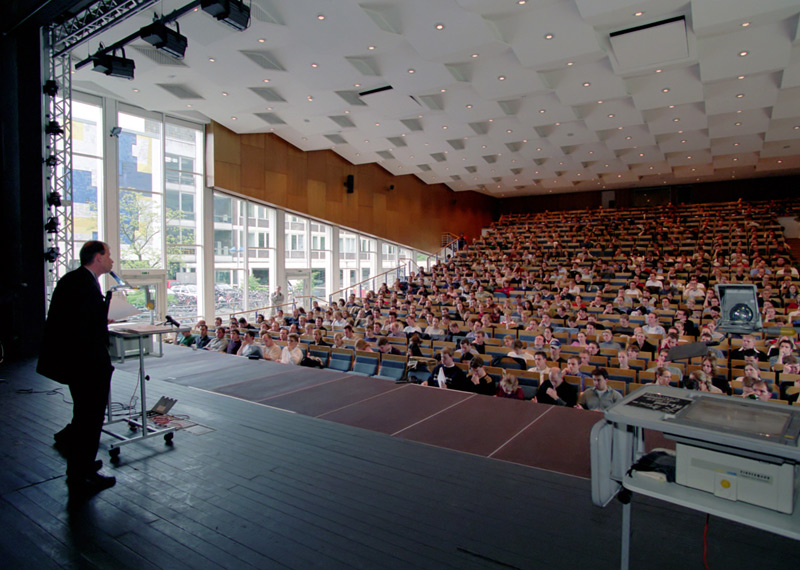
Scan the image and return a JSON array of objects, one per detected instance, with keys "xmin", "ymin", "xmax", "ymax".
[
  {"xmin": 110, "ymin": 126, "xmax": 122, "ymax": 137},
  {"xmin": 45, "ymin": 155, "xmax": 59, "ymax": 167},
  {"xmin": 140, "ymin": 20, "xmax": 188, "ymax": 59},
  {"xmin": 45, "ymin": 121, "xmax": 63, "ymax": 135},
  {"xmin": 42, "ymin": 80, "xmax": 58, "ymax": 96},
  {"xmin": 45, "ymin": 216, "xmax": 59, "ymax": 233},
  {"xmin": 93, "ymin": 49, "xmax": 135, "ymax": 79},
  {"xmin": 44, "ymin": 247, "xmax": 60, "ymax": 263},
  {"xmin": 47, "ymin": 192, "xmax": 62, "ymax": 207},
  {"xmin": 201, "ymin": 0, "xmax": 251, "ymax": 31}
]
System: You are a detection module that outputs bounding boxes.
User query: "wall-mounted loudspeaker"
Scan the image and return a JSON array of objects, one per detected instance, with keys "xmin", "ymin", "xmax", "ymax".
[{"xmin": 345, "ymin": 174, "xmax": 354, "ymax": 193}]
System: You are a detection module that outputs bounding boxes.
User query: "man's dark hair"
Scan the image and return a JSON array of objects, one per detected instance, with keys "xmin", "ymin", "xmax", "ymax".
[
  {"xmin": 592, "ymin": 367, "xmax": 609, "ymax": 379},
  {"xmin": 377, "ymin": 337, "xmax": 389, "ymax": 347},
  {"xmin": 80, "ymin": 240, "xmax": 106, "ymax": 266},
  {"xmin": 469, "ymin": 356, "xmax": 485, "ymax": 369}
]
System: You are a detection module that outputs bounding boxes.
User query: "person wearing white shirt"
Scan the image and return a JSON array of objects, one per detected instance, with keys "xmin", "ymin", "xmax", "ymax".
[{"xmin": 280, "ymin": 333, "xmax": 304, "ymax": 365}]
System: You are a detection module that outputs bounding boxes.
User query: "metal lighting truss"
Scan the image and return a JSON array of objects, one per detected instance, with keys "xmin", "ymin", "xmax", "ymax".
[
  {"xmin": 42, "ymin": 47, "xmax": 73, "ymax": 301},
  {"xmin": 50, "ymin": 0, "xmax": 158, "ymax": 58}
]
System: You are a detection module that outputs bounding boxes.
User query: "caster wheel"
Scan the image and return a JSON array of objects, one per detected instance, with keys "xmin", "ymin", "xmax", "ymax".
[
  {"xmin": 127, "ymin": 421, "xmax": 138, "ymax": 432},
  {"xmin": 109, "ymin": 447, "xmax": 121, "ymax": 463},
  {"xmin": 164, "ymin": 433, "xmax": 174, "ymax": 446}
]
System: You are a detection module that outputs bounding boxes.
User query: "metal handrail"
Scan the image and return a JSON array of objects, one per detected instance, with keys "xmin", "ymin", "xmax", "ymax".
[
  {"xmin": 426, "ymin": 235, "xmax": 461, "ymax": 268},
  {"xmin": 327, "ymin": 259, "xmax": 419, "ymax": 304},
  {"xmin": 226, "ymin": 295, "xmax": 329, "ymax": 321}
]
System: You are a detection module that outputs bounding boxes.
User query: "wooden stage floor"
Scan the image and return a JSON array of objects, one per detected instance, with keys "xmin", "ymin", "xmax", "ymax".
[{"xmin": 0, "ymin": 346, "xmax": 796, "ymax": 569}]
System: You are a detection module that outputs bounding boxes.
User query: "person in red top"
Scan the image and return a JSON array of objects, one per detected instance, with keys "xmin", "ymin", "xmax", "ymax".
[{"xmin": 495, "ymin": 371, "xmax": 524, "ymax": 399}]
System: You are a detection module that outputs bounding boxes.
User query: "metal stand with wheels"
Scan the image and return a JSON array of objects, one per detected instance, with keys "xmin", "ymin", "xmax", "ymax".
[{"xmin": 104, "ymin": 324, "xmax": 186, "ymax": 462}]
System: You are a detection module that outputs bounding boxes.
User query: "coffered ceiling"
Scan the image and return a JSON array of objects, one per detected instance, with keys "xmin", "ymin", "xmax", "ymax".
[{"xmin": 70, "ymin": 0, "xmax": 800, "ymax": 197}]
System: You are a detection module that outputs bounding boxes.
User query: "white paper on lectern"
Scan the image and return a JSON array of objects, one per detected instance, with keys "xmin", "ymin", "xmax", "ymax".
[{"xmin": 108, "ymin": 293, "xmax": 141, "ymax": 321}]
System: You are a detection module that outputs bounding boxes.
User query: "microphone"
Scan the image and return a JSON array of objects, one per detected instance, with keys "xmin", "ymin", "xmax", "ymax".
[
  {"xmin": 165, "ymin": 315, "xmax": 181, "ymax": 328},
  {"xmin": 110, "ymin": 271, "xmax": 124, "ymax": 285}
]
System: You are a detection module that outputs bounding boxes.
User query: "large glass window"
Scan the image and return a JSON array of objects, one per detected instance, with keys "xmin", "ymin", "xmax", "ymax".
[
  {"xmin": 214, "ymin": 194, "xmax": 246, "ymax": 313},
  {"xmin": 247, "ymin": 203, "xmax": 276, "ymax": 310},
  {"xmin": 71, "ymin": 99, "xmax": 104, "ymax": 259},
  {"xmin": 117, "ymin": 111, "xmax": 164, "ymax": 269},
  {"xmin": 310, "ymin": 221, "xmax": 332, "ymax": 300}
]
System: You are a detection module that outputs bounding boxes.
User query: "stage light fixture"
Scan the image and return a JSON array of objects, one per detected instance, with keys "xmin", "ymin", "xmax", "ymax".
[
  {"xmin": 45, "ymin": 121, "xmax": 63, "ymax": 135},
  {"xmin": 201, "ymin": 0, "xmax": 251, "ymax": 31},
  {"xmin": 141, "ymin": 20, "xmax": 188, "ymax": 59},
  {"xmin": 44, "ymin": 247, "xmax": 60, "ymax": 263},
  {"xmin": 42, "ymin": 80, "xmax": 58, "ymax": 96},
  {"xmin": 45, "ymin": 217, "xmax": 59, "ymax": 233},
  {"xmin": 47, "ymin": 192, "xmax": 62, "ymax": 208},
  {"xmin": 45, "ymin": 155, "xmax": 59, "ymax": 167},
  {"xmin": 92, "ymin": 49, "xmax": 135, "ymax": 79}
]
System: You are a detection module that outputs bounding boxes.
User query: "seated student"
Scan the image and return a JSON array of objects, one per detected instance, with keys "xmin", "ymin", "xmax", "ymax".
[
  {"xmin": 332, "ymin": 332, "xmax": 345, "ymax": 349},
  {"xmin": 280, "ymin": 333, "xmax": 304, "ymax": 365},
  {"xmin": 741, "ymin": 376, "xmax": 772, "ymax": 402},
  {"xmin": 312, "ymin": 328, "xmax": 330, "ymax": 347},
  {"xmin": 407, "ymin": 333, "xmax": 425, "ymax": 357},
  {"xmin": 779, "ymin": 357, "xmax": 800, "ymax": 403},
  {"xmin": 261, "ymin": 333, "xmax": 283, "ymax": 361},
  {"xmin": 195, "ymin": 324, "xmax": 212, "ymax": 349},
  {"xmin": 578, "ymin": 367, "xmax": 623, "ymax": 411},
  {"xmin": 508, "ymin": 339, "xmax": 534, "ymax": 361},
  {"xmin": 177, "ymin": 329, "xmax": 196, "ymax": 347},
  {"xmin": 769, "ymin": 337, "xmax": 796, "ymax": 368},
  {"xmin": 646, "ymin": 348, "xmax": 683, "ymax": 383},
  {"xmin": 701, "ymin": 355, "xmax": 730, "ymax": 395},
  {"xmin": 423, "ymin": 347, "xmax": 468, "ymax": 390},
  {"xmin": 237, "ymin": 330, "xmax": 263, "ymax": 359},
  {"xmin": 226, "ymin": 329, "xmax": 242, "ymax": 354},
  {"xmin": 535, "ymin": 367, "xmax": 578, "ymax": 407},
  {"xmin": 467, "ymin": 356, "xmax": 496, "ymax": 396},
  {"xmin": 458, "ymin": 338, "xmax": 479, "ymax": 363},
  {"xmin": 355, "ymin": 338, "xmax": 374, "ymax": 353},
  {"xmin": 376, "ymin": 336, "xmax": 403, "ymax": 356},
  {"xmin": 204, "ymin": 326, "xmax": 228, "ymax": 352},
  {"xmin": 495, "ymin": 371, "xmax": 525, "ymax": 400},
  {"xmin": 598, "ymin": 329, "xmax": 622, "ymax": 351},
  {"xmin": 682, "ymin": 370, "xmax": 722, "ymax": 393}
]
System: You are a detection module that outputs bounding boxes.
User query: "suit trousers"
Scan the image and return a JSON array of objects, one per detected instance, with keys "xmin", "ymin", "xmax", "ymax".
[{"xmin": 66, "ymin": 369, "xmax": 112, "ymax": 479}]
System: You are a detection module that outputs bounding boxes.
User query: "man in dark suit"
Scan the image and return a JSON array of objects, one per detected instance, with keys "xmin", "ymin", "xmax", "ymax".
[{"xmin": 37, "ymin": 241, "xmax": 116, "ymax": 496}]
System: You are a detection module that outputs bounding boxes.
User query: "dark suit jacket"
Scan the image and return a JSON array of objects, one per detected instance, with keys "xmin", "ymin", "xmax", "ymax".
[{"xmin": 37, "ymin": 266, "xmax": 112, "ymax": 384}]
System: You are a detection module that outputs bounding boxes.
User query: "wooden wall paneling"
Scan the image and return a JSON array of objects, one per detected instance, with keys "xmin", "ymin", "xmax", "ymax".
[
  {"xmin": 240, "ymin": 144, "xmax": 265, "ymax": 193},
  {"xmin": 307, "ymin": 179, "xmax": 327, "ymax": 219},
  {"xmin": 264, "ymin": 171, "xmax": 288, "ymax": 204}
]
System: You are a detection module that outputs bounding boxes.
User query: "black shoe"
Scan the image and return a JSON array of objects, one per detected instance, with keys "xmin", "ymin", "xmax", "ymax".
[
  {"xmin": 67, "ymin": 472, "xmax": 116, "ymax": 496},
  {"xmin": 92, "ymin": 459, "xmax": 103, "ymax": 472}
]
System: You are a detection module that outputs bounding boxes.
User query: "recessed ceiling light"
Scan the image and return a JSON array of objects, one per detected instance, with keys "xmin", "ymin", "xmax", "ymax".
[
  {"xmin": 263, "ymin": 78, "xmax": 270, "ymax": 83},
  {"xmin": 607, "ymin": 114, "xmax": 615, "ymax": 118},
  {"xmin": 735, "ymin": 122, "xmax": 742, "ymax": 126},
  {"xmin": 311, "ymin": 62, "xmax": 318, "ymax": 68},
  {"xmin": 678, "ymin": 130, "xmax": 684, "ymax": 134},
  {"xmin": 208, "ymin": 57, "xmax": 215, "ymax": 62},
  {"xmin": 733, "ymin": 142, "xmax": 739, "ymax": 146},
  {"xmin": 736, "ymin": 93, "xmax": 744, "ymax": 98},
  {"xmin": 221, "ymin": 91, "xmax": 227, "ymax": 96},
  {"xmin": 555, "ymin": 122, "xmax": 560, "ymax": 126},
  {"xmin": 567, "ymin": 62, "xmax": 574, "ymax": 66},
  {"xmin": 625, "ymin": 136, "xmax": 632, "ymax": 140},
  {"xmin": 597, "ymin": 100, "xmax": 603, "ymax": 104},
  {"xmin": 673, "ymin": 118, "xmax": 680, "ymax": 122},
  {"xmin": 408, "ymin": 68, "xmax": 415, "ymax": 73},
  {"xmin": 733, "ymin": 158, "xmax": 738, "ymax": 161},
  {"xmin": 687, "ymin": 156, "xmax": 692, "ymax": 159},
  {"xmin": 307, "ymin": 95, "xmax": 313, "ymax": 101},
  {"xmin": 301, "ymin": 137, "xmax": 307, "ymax": 141},
  {"xmin": 442, "ymin": 126, "xmax": 447, "ymax": 129},
  {"xmin": 589, "ymin": 151, "xmax": 593, "ymax": 155},
  {"xmin": 736, "ymin": 110, "xmax": 743, "ymax": 113},
  {"xmin": 539, "ymin": 109, "xmax": 546, "ymax": 113},
  {"xmin": 681, "ymin": 140, "xmax": 687, "ymax": 143},
  {"xmin": 739, "ymin": 51, "xmax": 749, "ymax": 57},
  {"xmin": 794, "ymin": 126, "xmax": 800, "ymax": 130},
  {"xmin": 639, "ymin": 153, "xmax": 645, "ymax": 157},
  {"xmin": 544, "ymin": 33, "xmax": 554, "ymax": 40},
  {"xmin": 655, "ymin": 69, "xmax": 662, "ymax": 73},
  {"xmin": 738, "ymin": 75, "xmax": 745, "ymax": 80},
  {"xmin": 506, "ymin": 129, "xmax": 512, "ymax": 133},
  {"xmin": 375, "ymin": 122, "xmax": 380, "ymax": 126},
  {"xmin": 471, "ymin": 53, "xmax": 479, "ymax": 58},
  {"xmin": 583, "ymin": 82, "xmax": 591, "ymax": 87},
  {"xmin": 778, "ymin": 160, "xmax": 783, "ymax": 164},
  {"xmin": 317, "ymin": 14, "xmax": 325, "ymax": 20},
  {"xmin": 354, "ymin": 83, "xmax": 361, "ymax": 87},
  {"xmin": 132, "ymin": 88, "xmax": 139, "ymax": 92},
  {"xmin": 466, "ymin": 104, "xmax": 473, "ymax": 109},
  {"xmin": 668, "ymin": 105, "xmax": 675, "ymax": 109},
  {"xmin": 231, "ymin": 116, "xmax": 237, "ymax": 120},
  {"xmin": 368, "ymin": 46, "xmax": 375, "ymax": 50},
  {"xmin": 741, "ymin": 22, "xmax": 750, "ymax": 27},
  {"xmin": 536, "ymin": 148, "xmax": 542, "ymax": 152},
  {"xmin": 435, "ymin": 23, "xmax": 445, "ymax": 30},
  {"xmin": 634, "ymin": 11, "xmax": 644, "ymax": 16},
  {"xmin": 440, "ymin": 88, "xmax": 446, "ymax": 93},
  {"xmin": 258, "ymin": 38, "xmax": 265, "ymax": 43},
  {"xmin": 498, "ymin": 75, "xmax": 506, "ymax": 81},
  {"xmin": 662, "ymin": 88, "xmax": 670, "ymax": 93},
  {"xmin": 186, "ymin": 104, "xmax": 192, "ymax": 108},
  {"xmin": 517, "ymin": 0, "xmax": 527, "ymax": 5}
]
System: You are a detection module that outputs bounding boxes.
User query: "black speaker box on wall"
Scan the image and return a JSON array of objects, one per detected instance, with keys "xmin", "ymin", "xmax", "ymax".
[{"xmin": 345, "ymin": 174, "xmax": 354, "ymax": 193}]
